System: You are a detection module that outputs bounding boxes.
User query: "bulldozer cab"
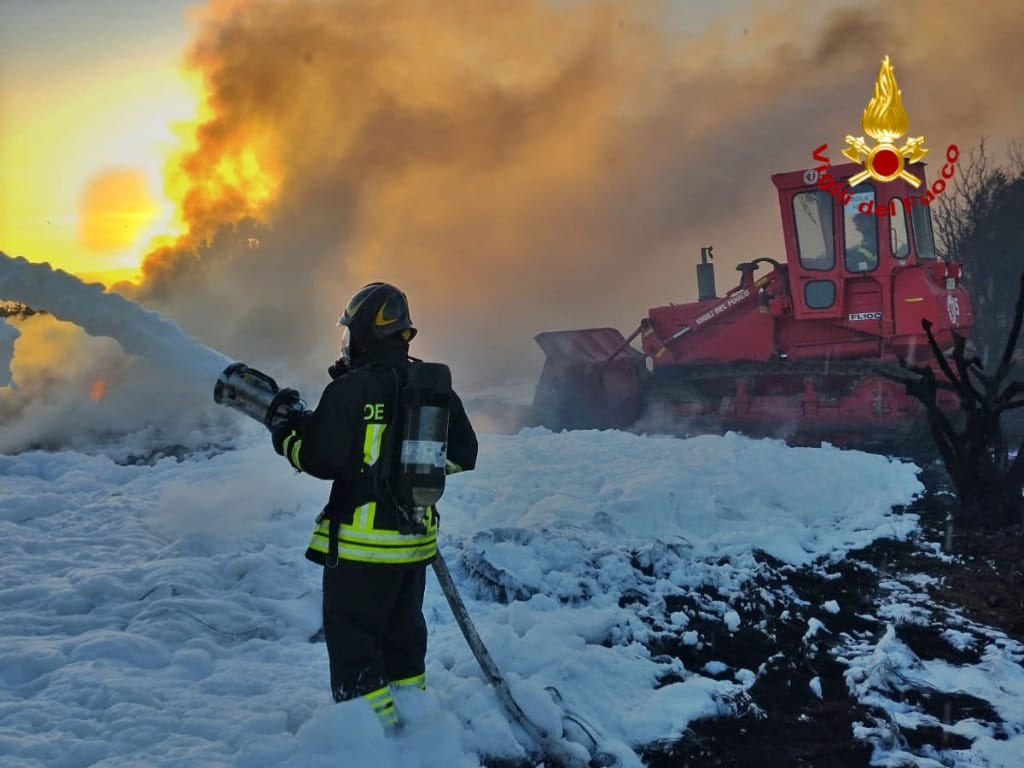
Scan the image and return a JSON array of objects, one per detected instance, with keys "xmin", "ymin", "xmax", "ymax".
[{"xmin": 772, "ymin": 161, "xmax": 938, "ymax": 330}]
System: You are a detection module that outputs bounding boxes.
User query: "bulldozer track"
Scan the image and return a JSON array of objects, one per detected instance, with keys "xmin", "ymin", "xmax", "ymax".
[{"xmin": 634, "ymin": 358, "xmax": 944, "ymax": 459}]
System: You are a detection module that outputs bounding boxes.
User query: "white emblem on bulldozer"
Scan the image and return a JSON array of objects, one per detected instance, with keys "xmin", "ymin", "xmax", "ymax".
[
  {"xmin": 694, "ymin": 288, "xmax": 750, "ymax": 326},
  {"xmin": 947, "ymin": 294, "xmax": 961, "ymax": 325}
]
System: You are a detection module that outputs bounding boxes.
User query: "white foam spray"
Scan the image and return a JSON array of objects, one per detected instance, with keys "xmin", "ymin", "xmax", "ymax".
[{"xmin": 0, "ymin": 252, "xmax": 232, "ymax": 394}]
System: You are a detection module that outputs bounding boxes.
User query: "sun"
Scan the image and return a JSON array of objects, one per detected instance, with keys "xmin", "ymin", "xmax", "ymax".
[
  {"xmin": 0, "ymin": 52, "xmax": 203, "ymax": 288},
  {"xmin": 79, "ymin": 167, "xmax": 161, "ymax": 253}
]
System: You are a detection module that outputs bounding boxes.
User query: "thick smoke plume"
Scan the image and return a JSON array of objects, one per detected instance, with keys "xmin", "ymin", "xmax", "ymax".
[
  {"xmin": 128, "ymin": 0, "xmax": 1023, "ymax": 393},
  {"xmin": 0, "ymin": 316, "xmax": 19, "ymax": 387},
  {"xmin": 4, "ymin": 0, "xmax": 1023, "ymax": 452}
]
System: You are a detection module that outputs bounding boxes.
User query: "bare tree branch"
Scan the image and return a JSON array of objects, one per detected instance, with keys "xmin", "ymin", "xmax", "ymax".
[{"xmin": 996, "ymin": 272, "xmax": 1024, "ymax": 381}]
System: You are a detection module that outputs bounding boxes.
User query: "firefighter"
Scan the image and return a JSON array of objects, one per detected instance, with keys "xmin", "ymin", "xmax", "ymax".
[
  {"xmin": 846, "ymin": 212, "xmax": 878, "ymax": 272},
  {"xmin": 271, "ymin": 282, "xmax": 478, "ymax": 729}
]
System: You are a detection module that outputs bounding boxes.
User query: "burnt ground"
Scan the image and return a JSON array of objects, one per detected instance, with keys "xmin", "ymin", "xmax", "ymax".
[
  {"xmin": 640, "ymin": 463, "xmax": 1024, "ymax": 768},
  {"xmin": 481, "ymin": 462, "xmax": 1024, "ymax": 768}
]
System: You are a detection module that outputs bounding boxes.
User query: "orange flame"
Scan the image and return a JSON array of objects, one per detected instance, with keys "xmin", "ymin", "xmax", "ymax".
[
  {"xmin": 861, "ymin": 55, "xmax": 910, "ymax": 143},
  {"xmin": 89, "ymin": 378, "xmax": 108, "ymax": 402},
  {"xmin": 145, "ymin": 66, "xmax": 282, "ymax": 263}
]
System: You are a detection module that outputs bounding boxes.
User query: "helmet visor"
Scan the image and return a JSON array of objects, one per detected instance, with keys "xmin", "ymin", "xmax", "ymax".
[{"xmin": 339, "ymin": 326, "xmax": 353, "ymax": 363}]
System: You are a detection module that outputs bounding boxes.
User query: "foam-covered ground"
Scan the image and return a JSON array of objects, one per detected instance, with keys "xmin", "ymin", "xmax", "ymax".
[{"xmin": 8, "ymin": 426, "xmax": 1007, "ymax": 767}]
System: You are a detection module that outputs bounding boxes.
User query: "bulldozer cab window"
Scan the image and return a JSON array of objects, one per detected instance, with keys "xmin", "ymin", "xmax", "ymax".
[
  {"xmin": 793, "ymin": 190, "xmax": 835, "ymax": 271},
  {"xmin": 804, "ymin": 280, "xmax": 836, "ymax": 309},
  {"xmin": 911, "ymin": 203, "xmax": 938, "ymax": 259},
  {"xmin": 891, "ymin": 200, "xmax": 910, "ymax": 260},
  {"xmin": 844, "ymin": 186, "xmax": 878, "ymax": 273}
]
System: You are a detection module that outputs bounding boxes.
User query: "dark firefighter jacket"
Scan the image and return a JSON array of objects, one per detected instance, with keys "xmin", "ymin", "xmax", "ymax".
[{"xmin": 280, "ymin": 343, "xmax": 478, "ymax": 566}]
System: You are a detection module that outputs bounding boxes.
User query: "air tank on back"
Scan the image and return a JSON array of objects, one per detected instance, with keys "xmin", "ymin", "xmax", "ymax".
[{"xmin": 396, "ymin": 362, "xmax": 452, "ymax": 510}]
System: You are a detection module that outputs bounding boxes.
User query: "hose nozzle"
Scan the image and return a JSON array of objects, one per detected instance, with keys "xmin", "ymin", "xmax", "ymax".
[{"xmin": 214, "ymin": 362, "xmax": 305, "ymax": 430}]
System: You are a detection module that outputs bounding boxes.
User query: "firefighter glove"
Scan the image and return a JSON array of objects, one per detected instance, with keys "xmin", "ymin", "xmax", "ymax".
[{"xmin": 271, "ymin": 411, "xmax": 305, "ymax": 458}]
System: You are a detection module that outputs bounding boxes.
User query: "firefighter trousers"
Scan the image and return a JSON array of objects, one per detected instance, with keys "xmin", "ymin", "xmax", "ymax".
[{"xmin": 321, "ymin": 559, "xmax": 428, "ymax": 707}]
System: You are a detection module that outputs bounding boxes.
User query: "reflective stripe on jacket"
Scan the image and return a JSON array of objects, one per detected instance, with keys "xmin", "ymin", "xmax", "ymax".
[{"xmin": 306, "ymin": 502, "xmax": 438, "ymax": 565}]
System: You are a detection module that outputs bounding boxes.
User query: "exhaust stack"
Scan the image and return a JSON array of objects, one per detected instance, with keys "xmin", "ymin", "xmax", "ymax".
[{"xmin": 697, "ymin": 246, "xmax": 717, "ymax": 301}]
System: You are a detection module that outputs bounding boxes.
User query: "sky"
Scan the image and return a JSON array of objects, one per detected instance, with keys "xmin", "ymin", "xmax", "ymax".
[
  {"xmin": 0, "ymin": 0, "xmax": 745, "ymax": 286},
  {"xmin": 0, "ymin": 0, "xmax": 200, "ymax": 283}
]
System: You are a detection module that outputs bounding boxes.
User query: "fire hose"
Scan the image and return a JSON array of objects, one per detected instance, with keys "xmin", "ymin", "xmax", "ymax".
[
  {"xmin": 213, "ymin": 362, "xmax": 619, "ymax": 767},
  {"xmin": 431, "ymin": 546, "xmax": 617, "ymax": 767}
]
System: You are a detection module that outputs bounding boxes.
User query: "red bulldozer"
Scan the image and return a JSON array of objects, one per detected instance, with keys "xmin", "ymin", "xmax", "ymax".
[{"xmin": 531, "ymin": 160, "xmax": 973, "ymax": 453}]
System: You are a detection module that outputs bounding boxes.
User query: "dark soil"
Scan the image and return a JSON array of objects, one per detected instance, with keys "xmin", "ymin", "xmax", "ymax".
[
  {"xmin": 641, "ymin": 463, "xmax": 1024, "ymax": 768},
  {"xmin": 929, "ymin": 523, "xmax": 1024, "ymax": 638},
  {"xmin": 479, "ymin": 463, "xmax": 1023, "ymax": 768}
]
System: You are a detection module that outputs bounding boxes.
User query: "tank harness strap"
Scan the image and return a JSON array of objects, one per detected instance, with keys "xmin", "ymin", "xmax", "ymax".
[
  {"xmin": 327, "ymin": 514, "xmax": 340, "ymax": 568},
  {"xmin": 356, "ymin": 364, "xmax": 404, "ymax": 502},
  {"xmin": 328, "ymin": 364, "xmax": 406, "ymax": 568}
]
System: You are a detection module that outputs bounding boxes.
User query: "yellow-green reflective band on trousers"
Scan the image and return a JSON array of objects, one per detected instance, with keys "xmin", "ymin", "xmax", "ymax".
[
  {"xmin": 308, "ymin": 528, "xmax": 437, "ymax": 564},
  {"xmin": 391, "ymin": 673, "xmax": 426, "ymax": 691},
  {"xmin": 363, "ymin": 685, "xmax": 399, "ymax": 728},
  {"xmin": 330, "ymin": 541, "xmax": 436, "ymax": 563},
  {"xmin": 314, "ymin": 517, "xmax": 436, "ymax": 544}
]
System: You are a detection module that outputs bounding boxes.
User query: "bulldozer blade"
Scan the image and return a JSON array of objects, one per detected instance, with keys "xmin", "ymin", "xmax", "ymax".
[
  {"xmin": 532, "ymin": 328, "xmax": 648, "ymax": 431},
  {"xmin": 535, "ymin": 328, "xmax": 640, "ymax": 365}
]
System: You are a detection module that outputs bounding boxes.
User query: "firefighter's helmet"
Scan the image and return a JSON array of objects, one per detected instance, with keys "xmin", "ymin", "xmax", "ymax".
[{"xmin": 338, "ymin": 282, "xmax": 416, "ymax": 358}]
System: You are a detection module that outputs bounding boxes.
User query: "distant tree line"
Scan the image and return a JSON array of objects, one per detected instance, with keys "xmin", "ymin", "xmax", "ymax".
[
  {"xmin": 935, "ymin": 141, "xmax": 1024, "ymax": 365},
  {"xmin": 0, "ymin": 302, "xmax": 41, "ymax": 319},
  {"xmin": 900, "ymin": 141, "xmax": 1024, "ymax": 531}
]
